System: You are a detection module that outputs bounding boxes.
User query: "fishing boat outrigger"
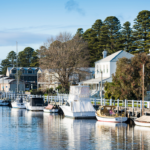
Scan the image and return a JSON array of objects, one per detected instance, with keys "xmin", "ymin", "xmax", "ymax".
[{"xmin": 96, "ymin": 106, "xmax": 128, "ymax": 123}]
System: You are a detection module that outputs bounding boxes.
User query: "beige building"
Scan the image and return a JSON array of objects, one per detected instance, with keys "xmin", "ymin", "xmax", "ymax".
[
  {"xmin": 0, "ymin": 77, "xmax": 25, "ymax": 92},
  {"xmin": 37, "ymin": 68, "xmax": 95, "ymax": 90}
]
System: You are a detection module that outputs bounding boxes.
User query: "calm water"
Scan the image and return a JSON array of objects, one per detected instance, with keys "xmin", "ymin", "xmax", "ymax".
[{"xmin": 0, "ymin": 107, "xmax": 150, "ymax": 150}]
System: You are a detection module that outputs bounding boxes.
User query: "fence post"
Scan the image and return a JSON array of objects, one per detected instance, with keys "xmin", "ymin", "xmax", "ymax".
[
  {"xmin": 104, "ymin": 98, "xmax": 105, "ymax": 106},
  {"xmin": 110, "ymin": 99, "xmax": 112, "ymax": 106},
  {"xmin": 125, "ymin": 99, "xmax": 127, "ymax": 116},
  {"xmin": 132, "ymin": 100, "xmax": 134, "ymax": 116},
  {"xmin": 140, "ymin": 100, "xmax": 142, "ymax": 116}
]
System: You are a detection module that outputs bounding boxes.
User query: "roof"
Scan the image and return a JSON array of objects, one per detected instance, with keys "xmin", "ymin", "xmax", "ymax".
[
  {"xmin": 80, "ymin": 76, "xmax": 112, "ymax": 84},
  {"xmin": 95, "ymin": 50, "xmax": 134, "ymax": 63},
  {"xmin": 7, "ymin": 67, "xmax": 41, "ymax": 73}
]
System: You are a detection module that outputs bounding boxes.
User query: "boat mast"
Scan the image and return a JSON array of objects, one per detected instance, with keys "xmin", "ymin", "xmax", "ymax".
[
  {"xmin": 142, "ymin": 64, "xmax": 144, "ymax": 116},
  {"xmin": 16, "ymin": 42, "xmax": 18, "ymax": 93}
]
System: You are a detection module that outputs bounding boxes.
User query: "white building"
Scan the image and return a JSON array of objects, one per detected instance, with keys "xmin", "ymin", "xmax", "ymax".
[{"xmin": 81, "ymin": 50, "xmax": 134, "ymax": 97}]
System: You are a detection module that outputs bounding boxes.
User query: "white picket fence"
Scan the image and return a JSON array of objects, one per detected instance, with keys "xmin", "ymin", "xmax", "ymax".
[{"xmin": 1, "ymin": 92, "xmax": 150, "ymax": 109}]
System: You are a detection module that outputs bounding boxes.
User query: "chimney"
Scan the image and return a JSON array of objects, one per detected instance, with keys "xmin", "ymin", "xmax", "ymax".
[{"xmin": 102, "ymin": 50, "xmax": 107, "ymax": 58}]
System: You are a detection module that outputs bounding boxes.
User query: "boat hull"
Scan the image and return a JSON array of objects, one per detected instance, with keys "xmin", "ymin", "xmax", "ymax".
[
  {"xmin": 96, "ymin": 114, "xmax": 128, "ymax": 123},
  {"xmin": 0, "ymin": 100, "xmax": 9, "ymax": 106},
  {"xmin": 26, "ymin": 102, "xmax": 44, "ymax": 111},
  {"xmin": 11, "ymin": 102, "xmax": 26, "ymax": 109},
  {"xmin": 134, "ymin": 121, "xmax": 150, "ymax": 127},
  {"xmin": 60, "ymin": 106, "xmax": 96, "ymax": 118},
  {"xmin": 43, "ymin": 109, "xmax": 58, "ymax": 113}
]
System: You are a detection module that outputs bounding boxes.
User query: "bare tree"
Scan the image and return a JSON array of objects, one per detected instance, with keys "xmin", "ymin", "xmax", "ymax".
[{"xmin": 39, "ymin": 32, "xmax": 89, "ymax": 90}]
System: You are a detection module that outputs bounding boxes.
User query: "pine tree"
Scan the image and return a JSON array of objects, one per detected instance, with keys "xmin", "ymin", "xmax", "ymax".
[
  {"xmin": 133, "ymin": 10, "xmax": 150, "ymax": 53},
  {"xmin": 103, "ymin": 16, "xmax": 121, "ymax": 54},
  {"xmin": 75, "ymin": 28, "xmax": 83, "ymax": 37},
  {"xmin": 91, "ymin": 19, "xmax": 103, "ymax": 38},
  {"xmin": 121, "ymin": 21, "xmax": 134, "ymax": 52}
]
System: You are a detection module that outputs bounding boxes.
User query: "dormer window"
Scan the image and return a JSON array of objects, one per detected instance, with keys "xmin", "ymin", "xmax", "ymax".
[
  {"xmin": 28, "ymin": 70, "xmax": 32, "ymax": 74},
  {"xmin": 12, "ymin": 70, "xmax": 16, "ymax": 74}
]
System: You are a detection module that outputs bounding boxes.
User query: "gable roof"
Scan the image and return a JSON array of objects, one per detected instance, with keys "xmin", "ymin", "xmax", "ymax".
[{"xmin": 95, "ymin": 50, "xmax": 134, "ymax": 63}]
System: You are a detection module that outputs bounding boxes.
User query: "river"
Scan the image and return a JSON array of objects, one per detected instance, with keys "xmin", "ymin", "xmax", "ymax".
[{"xmin": 0, "ymin": 106, "xmax": 150, "ymax": 150}]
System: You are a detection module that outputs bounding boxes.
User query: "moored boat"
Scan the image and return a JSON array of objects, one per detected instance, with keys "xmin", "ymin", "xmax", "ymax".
[
  {"xmin": 96, "ymin": 106, "xmax": 128, "ymax": 123},
  {"xmin": 26, "ymin": 97, "xmax": 44, "ymax": 111},
  {"xmin": 60, "ymin": 85, "xmax": 96, "ymax": 118},
  {"xmin": 11, "ymin": 97, "xmax": 26, "ymax": 109},
  {"xmin": 43, "ymin": 104, "xmax": 59, "ymax": 113},
  {"xmin": 134, "ymin": 115, "xmax": 150, "ymax": 127},
  {"xmin": 0, "ymin": 100, "xmax": 9, "ymax": 106}
]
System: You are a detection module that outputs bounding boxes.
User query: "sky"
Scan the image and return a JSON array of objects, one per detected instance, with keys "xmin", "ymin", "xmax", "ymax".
[{"xmin": 0, "ymin": 0, "xmax": 150, "ymax": 60}]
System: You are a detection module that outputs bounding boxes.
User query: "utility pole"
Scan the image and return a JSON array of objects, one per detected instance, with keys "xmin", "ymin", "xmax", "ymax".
[{"xmin": 142, "ymin": 64, "xmax": 144, "ymax": 116}]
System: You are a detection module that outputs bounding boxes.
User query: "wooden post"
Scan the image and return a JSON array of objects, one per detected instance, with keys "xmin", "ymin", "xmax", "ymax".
[
  {"xmin": 117, "ymin": 99, "xmax": 119, "ymax": 114},
  {"xmin": 142, "ymin": 64, "xmax": 144, "ymax": 116},
  {"xmin": 140, "ymin": 100, "xmax": 142, "ymax": 116},
  {"xmin": 125, "ymin": 99, "xmax": 127, "ymax": 116}
]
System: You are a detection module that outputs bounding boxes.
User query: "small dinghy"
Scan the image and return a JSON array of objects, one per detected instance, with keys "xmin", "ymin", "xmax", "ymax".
[
  {"xmin": 134, "ymin": 115, "xmax": 150, "ymax": 126},
  {"xmin": 43, "ymin": 104, "xmax": 59, "ymax": 113},
  {"xmin": 0, "ymin": 100, "xmax": 9, "ymax": 106},
  {"xmin": 96, "ymin": 106, "xmax": 128, "ymax": 123}
]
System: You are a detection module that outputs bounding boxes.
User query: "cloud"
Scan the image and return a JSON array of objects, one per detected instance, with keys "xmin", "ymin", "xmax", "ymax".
[
  {"xmin": 65, "ymin": 0, "xmax": 85, "ymax": 16},
  {"xmin": 0, "ymin": 31, "xmax": 51, "ymax": 46}
]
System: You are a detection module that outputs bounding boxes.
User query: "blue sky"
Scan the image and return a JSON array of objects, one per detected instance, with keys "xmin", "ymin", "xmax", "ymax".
[{"xmin": 0, "ymin": 0, "xmax": 150, "ymax": 60}]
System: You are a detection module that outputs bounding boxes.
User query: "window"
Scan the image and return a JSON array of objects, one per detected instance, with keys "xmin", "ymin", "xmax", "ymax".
[
  {"xmin": 107, "ymin": 65, "xmax": 108, "ymax": 73},
  {"xmin": 12, "ymin": 70, "xmax": 16, "ymax": 74},
  {"xmin": 103, "ymin": 65, "xmax": 105, "ymax": 73},
  {"xmin": 28, "ymin": 70, "xmax": 32, "ymax": 74}
]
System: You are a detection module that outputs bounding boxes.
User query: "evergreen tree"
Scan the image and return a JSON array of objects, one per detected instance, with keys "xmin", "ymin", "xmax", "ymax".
[
  {"xmin": 91, "ymin": 19, "xmax": 103, "ymax": 38},
  {"xmin": 133, "ymin": 10, "xmax": 150, "ymax": 53},
  {"xmin": 75, "ymin": 28, "xmax": 83, "ymax": 37},
  {"xmin": 7, "ymin": 51, "xmax": 16, "ymax": 66},
  {"xmin": 103, "ymin": 16, "xmax": 121, "ymax": 54},
  {"xmin": 0, "ymin": 59, "xmax": 11, "ymax": 75},
  {"xmin": 121, "ymin": 21, "xmax": 134, "ymax": 52}
]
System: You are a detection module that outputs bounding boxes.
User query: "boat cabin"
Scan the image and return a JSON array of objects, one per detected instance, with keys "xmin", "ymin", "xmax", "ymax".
[{"xmin": 29, "ymin": 98, "xmax": 44, "ymax": 106}]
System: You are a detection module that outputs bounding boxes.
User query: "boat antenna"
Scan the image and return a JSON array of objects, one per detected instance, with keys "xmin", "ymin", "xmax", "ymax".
[{"xmin": 16, "ymin": 42, "xmax": 18, "ymax": 94}]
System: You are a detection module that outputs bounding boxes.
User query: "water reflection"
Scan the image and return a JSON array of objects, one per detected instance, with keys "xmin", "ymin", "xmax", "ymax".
[{"xmin": 1, "ymin": 107, "xmax": 150, "ymax": 149}]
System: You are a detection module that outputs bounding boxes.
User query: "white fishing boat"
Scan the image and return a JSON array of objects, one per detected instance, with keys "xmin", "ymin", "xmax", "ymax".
[
  {"xmin": 60, "ymin": 85, "xmax": 96, "ymax": 118},
  {"xmin": 26, "ymin": 97, "xmax": 44, "ymax": 111},
  {"xmin": 96, "ymin": 106, "xmax": 128, "ymax": 123},
  {"xmin": 11, "ymin": 97, "xmax": 26, "ymax": 109},
  {"xmin": 134, "ymin": 115, "xmax": 150, "ymax": 127},
  {"xmin": 43, "ymin": 104, "xmax": 59, "ymax": 113}
]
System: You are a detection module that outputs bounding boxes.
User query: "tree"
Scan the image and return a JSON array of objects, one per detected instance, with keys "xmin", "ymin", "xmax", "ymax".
[
  {"xmin": 121, "ymin": 21, "xmax": 133, "ymax": 52},
  {"xmin": 105, "ymin": 53, "xmax": 150, "ymax": 100},
  {"xmin": 75, "ymin": 28, "xmax": 84, "ymax": 37},
  {"xmin": 91, "ymin": 19, "xmax": 103, "ymax": 38},
  {"xmin": 7, "ymin": 51, "xmax": 16, "ymax": 66},
  {"xmin": 103, "ymin": 16, "xmax": 122, "ymax": 54},
  {"xmin": 39, "ymin": 32, "xmax": 89, "ymax": 91},
  {"xmin": 18, "ymin": 47, "xmax": 38, "ymax": 67},
  {"xmin": 133, "ymin": 10, "xmax": 150, "ymax": 53},
  {"xmin": 0, "ymin": 59, "xmax": 11, "ymax": 74}
]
